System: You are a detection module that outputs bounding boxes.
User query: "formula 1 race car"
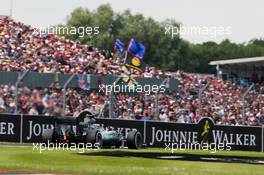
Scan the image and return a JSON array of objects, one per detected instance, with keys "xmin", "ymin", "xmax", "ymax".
[{"xmin": 42, "ymin": 110, "xmax": 142, "ymax": 149}]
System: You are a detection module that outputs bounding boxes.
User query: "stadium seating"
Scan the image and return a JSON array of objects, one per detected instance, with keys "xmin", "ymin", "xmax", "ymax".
[{"xmin": 0, "ymin": 17, "xmax": 263, "ymax": 126}]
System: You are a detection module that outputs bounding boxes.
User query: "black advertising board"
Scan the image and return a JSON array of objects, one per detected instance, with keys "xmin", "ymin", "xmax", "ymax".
[
  {"xmin": 0, "ymin": 114, "xmax": 263, "ymax": 152},
  {"xmin": 0, "ymin": 114, "xmax": 21, "ymax": 142},
  {"xmin": 21, "ymin": 115, "xmax": 55, "ymax": 143},
  {"xmin": 145, "ymin": 118, "xmax": 263, "ymax": 151}
]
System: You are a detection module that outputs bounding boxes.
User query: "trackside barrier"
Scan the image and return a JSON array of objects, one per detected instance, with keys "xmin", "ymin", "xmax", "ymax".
[
  {"xmin": 0, "ymin": 71, "xmax": 179, "ymax": 91},
  {"xmin": 0, "ymin": 114, "xmax": 263, "ymax": 152}
]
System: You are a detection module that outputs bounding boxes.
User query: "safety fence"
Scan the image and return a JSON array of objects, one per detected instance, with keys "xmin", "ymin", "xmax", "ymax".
[
  {"xmin": 0, "ymin": 71, "xmax": 179, "ymax": 90},
  {"xmin": 0, "ymin": 114, "xmax": 263, "ymax": 152}
]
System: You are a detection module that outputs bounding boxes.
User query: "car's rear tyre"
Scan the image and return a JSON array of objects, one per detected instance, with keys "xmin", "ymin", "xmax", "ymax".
[
  {"xmin": 127, "ymin": 130, "xmax": 142, "ymax": 149},
  {"xmin": 42, "ymin": 129, "xmax": 54, "ymax": 142},
  {"xmin": 85, "ymin": 129, "xmax": 103, "ymax": 148}
]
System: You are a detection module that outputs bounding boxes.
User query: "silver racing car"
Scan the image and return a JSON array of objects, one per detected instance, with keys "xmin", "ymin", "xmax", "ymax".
[{"xmin": 42, "ymin": 110, "xmax": 142, "ymax": 149}]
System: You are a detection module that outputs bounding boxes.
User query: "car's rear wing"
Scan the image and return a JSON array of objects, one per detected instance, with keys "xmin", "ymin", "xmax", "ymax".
[{"xmin": 53, "ymin": 109, "xmax": 97, "ymax": 125}]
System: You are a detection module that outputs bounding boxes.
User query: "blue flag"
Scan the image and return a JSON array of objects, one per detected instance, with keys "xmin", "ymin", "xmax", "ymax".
[
  {"xmin": 114, "ymin": 39, "xmax": 125, "ymax": 53},
  {"xmin": 127, "ymin": 39, "xmax": 145, "ymax": 59}
]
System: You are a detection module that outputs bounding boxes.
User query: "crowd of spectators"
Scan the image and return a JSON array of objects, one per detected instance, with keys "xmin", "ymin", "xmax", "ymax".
[
  {"xmin": 0, "ymin": 71, "xmax": 263, "ymax": 126},
  {"xmin": 1, "ymin": 16, "xmax": 264, "ymax": 126},
  {"xmin": 0, "ymin": 16, "xmax": 167, "ymax": 78}
]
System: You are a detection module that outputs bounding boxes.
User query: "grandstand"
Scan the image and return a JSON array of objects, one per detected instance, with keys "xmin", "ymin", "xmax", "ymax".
[
  {"xmin": 210, "ymin": 56, "xmax": 264, "ymax": 83},
  {"xmin": 0, "ymin": 17, "xmax": 263, "ymax": 126}
]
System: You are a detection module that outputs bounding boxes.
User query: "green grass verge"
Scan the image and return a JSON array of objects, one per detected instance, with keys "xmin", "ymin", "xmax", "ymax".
[{"xmin": 0, "ymin": 146, "xmax": 264, "ymax": 175}]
